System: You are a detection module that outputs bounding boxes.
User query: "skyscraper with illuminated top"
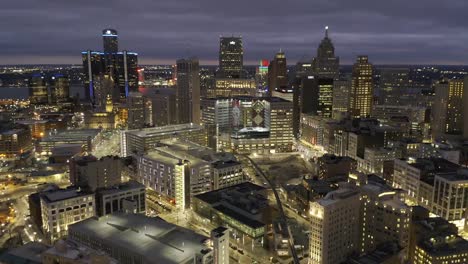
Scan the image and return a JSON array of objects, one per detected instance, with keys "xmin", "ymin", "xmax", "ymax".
[
  {"xmin": 102, "ymin": 28, "xmax": 118, "ymax": 53},
  {"xmin": 218, "ymin": 36, "xmax": 243, "ymax": 78},
  {"xmin": 312, "ymin": 26, "xmax": 340, "ymax": 79}
]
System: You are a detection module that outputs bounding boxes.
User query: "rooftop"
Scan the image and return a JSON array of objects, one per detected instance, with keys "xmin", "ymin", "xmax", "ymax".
[
  {"xmin": 42, "ymin": 129, "xmax": 101, "ymax": 142},
  {"xmin": 125, "ymin": 123, "xmax": 204, "ymax": 138},
  {"xmin": 41, "ymin": 187, "xmax": 93, "ymax": 203},
  {"xmin": 68, "ymin": 213, "xmax": 211, "ymax": 264},
  {"xmin": 97, "ymin": 180, "xmax": 145, "ymax": 196}
]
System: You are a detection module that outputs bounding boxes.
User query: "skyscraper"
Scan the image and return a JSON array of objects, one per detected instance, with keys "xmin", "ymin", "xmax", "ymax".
[
  {"xmin": 219, "ymin": 36, "xmax": 243, "ymax": 78},
  {"xmin": 102, "ymin": 28, "xmax": 118, "ymax": 54},
  {"xmin": 48, "ymin": 74, "xmax": 70, "ymax": 104},
  {"xmin": 432, "ymin": 79, "xmax": 466, "ymax": 138},
  {"xmin": 82, "ymin": 30, "xmax": 138, "ymax": 104},
  {"xmin": 312, "ymin": 26, "xmax": 340, "ymax": 79},
  {"xmin": 176, "ymin": 57, "xmax": 201, "ymax": 124},
  {"xmin": 378, "ymin": 68, "xmax": 410, "ymax": 105},
  {"xmin": 332, "ymin": 77, "xmax": 351, "ymax": 119},
  {"xmin": 127, "ymin": 91, "xmax": 149, "ymax": 129},
  {"xmin": 29, "ymin": 74, "xmax": 48, "ymax": 104},
  {"xmin": 268, "ymin": 50, "xmax": 288, "ymax": 96},
  {"xmin": 349, "ymin": 56, "xmax": 374, "ymax": 118}
]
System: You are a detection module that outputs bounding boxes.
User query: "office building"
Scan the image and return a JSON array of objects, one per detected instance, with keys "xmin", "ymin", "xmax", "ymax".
[
  {"xmin": 83, "ymin": 111, "xmax": 117, "ymax": 129},
  {"xmin": 211, "ymin": 227, "xmax": 229, "ymax": 264},
  {"xmin": 408, "ymin": 217, "xmax": 468, "ymax": 264},
  {"xmin": 317, "ymin": 154, "xmax": 356, "ymax": 179},
  {"xmin": 378, "ymin": 68, "xmax": 410, "ymax": 105},
  {"xmin": 102, "ymin": 28, "xmax": 118, "ymax": 53},
  {"xmin": 82, "ymin": 30, "xmax": 138, "ymax": 103},
  {"xmin": 309, "ymin": 188, "xmax": 361, "ymax": 264},
  {"xmin": 332, "ymin": 77, "xmax": 351, "ymax": 119},
  {"xmin": 268, "ymin": 50, "xmax": 288, "ymax": 96},
  {"xmin": 193, "ymin": 182, "xmax": 271, "ymax": 241},
  {"xmin": 392, "ymin": 158, "xmax": 460, "ymax": 206},
  {"xmin": 48, "ymin": 74, "xmax": 70, "ymax": 104},
  {"xmin": 148, "ymin": 87, "xmax": 177, "ymax": 126},
  {"xmin": 40, "ymin": 188, "xmax": 95, "ymax": 243},
  {"xmin": 127, "ymin": 91, "xmax": 151, "ymax": 129},
  {"xmin": 219, "ymin": 36, "xmax": 243, "ymax": 78},
  {"xmin": 312, "ymin": 26, "xmax": 340, "ymax": 79},
  {"xmin": 432, "ymin": 79, "xmax": 466, "ymax": 138},
  {"xmin": 29, "ymin": 74, "xmax": 48, "ymax": 104},
  {"xmin": 120, "ymin": 123, "xmax": 207, "ymax": 157},
  {"xmin": 208, "ymin": 78, "xmax": 256, "ymax": 98},
  {"xmin": 95, "ymin": 180, "xmax": 146, "ymax": 216},
  {"xmin": 349, "ymin": 56, "xmax": 374, "ymax": 118},
  {"xmin": 42, "ymin": 239, "xmax": 117, "ymax": 264},
  {"xmin": 135, "ymin": 138, "xmax": 242, "ymax": 208},
  {"xmin": 299, "ymin": 76, "xmax": 333, "ymax": 118},
  {"xmin": 176, "ymin": 57, "xmax": 201, "ymax": 124},
  {"xmin": 0, "ymin": 123, "xmax": 32, "ymax": 159},
  {"xmin": 69, "ymin": 155, "xmax": 122, "ymax": 191},
  {"xmin": 432, "ymin": 169, "xmax": 468, "ymax": 222},
  {"xmin": 68, "ymin": 213, "xmax": 218, "ymax": 264}
]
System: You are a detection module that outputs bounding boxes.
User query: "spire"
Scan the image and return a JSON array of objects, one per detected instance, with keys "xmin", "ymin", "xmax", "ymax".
[{"xmin": 325, "ymin": 26, "xmax": 329, "ymax": 38}]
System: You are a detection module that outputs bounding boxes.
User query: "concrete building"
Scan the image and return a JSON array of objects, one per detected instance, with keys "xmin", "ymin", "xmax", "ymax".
[
  {"xmin": 312, "ymin": 26, "xmax": 340, "ymax": 79},
  {"xmin": 40, "ymin": 188, "xmax": 95, "ymax": 243},
  {"xmin": 208, "ymin": 78, "xmax": 256, "ymax": 98},
  {"xmin": 95, "ymin": 180, "xmax": 146, "ymax": 216},
  {"xmin": 211, "ymin": 227, "xmax": 229, "ymax": 264},
  {"xmin": 42, "ymin": 239, "xmax": 117, "ymax": 264},
  {"xmin": 39, "ymin": 129, "xmax": 102, "ymax": 156},
  {"xmin": 392, "ymin": 158, "xmax": 460, "ymax": 206},
  {"xmin": 349, "ymin": 56, "xmax": 374, "ymax": 118},
  {"xmin": 432, "ymin": 169, "xmax": 468, "ymax": 222},
  {"xmin": 120, "ymin": 123, "xmax": 207, "ymax": 157},
  {"xmin": 309, "ymin": 188, "xmax": 361, "ymax": 264},
  {"xmin": 135, "ymin": 138, "xmax": 243, "ymax": 208},
  {"xmin": 0, "ymin": 124, "xmax": 32, "ymax": 159},
  {"xmin": 68, "ymin": 213, "xmax": 218, "ymax": 264},
  {"xmin": 432, "ymin": 79, "xmax": 467, "ymax": 139},
  {"xmin": 378, "ymin": 68, "xmax": 410, "ymax": 105},
  {"xmin": 176, "ymin": 57, "xmax": 201, "ymax": 124},
  {"xmin": 408, "ymin": 217, "xmax": 468, "ymax": 264},
  {"xmin": 127, "ymin": 91, "xmax": 151, "ymax": 129},
  {"xmin": 193, "ymin": 182, "xmax": 271, "ymax": 242},
  {"xmin": 268, "ymin": 50, "xmax": 288, "ymax": 96},
  {"xmin": 317, "ymin": 154, "xmax": 356, "ymax": 179},
  {"xmin": 332, "ymin": 77, "xmax": 351, "ymax": 119},
  {"xmin": 69, "ymin": 155, "xmax": 122, "ymax": 192},
  {"xmin": 218, "ymin": 36, "xmax": 243, "ymax": 78}
]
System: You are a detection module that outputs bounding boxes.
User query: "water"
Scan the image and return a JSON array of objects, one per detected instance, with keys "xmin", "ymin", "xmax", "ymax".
[{"xmin": 0, "ymin": 85, "xmax": 86, "ymax": 100}]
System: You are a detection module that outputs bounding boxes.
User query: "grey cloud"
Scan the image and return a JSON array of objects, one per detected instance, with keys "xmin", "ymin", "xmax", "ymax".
[{"xmin": 0, "ymin": 0, "xmax": 467, "ymax": 65}]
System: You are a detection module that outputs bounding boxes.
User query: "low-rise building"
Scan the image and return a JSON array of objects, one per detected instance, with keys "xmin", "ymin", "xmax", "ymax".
[
  {"xmin": 40, "ymin": 188, "xmax": 96, "ymax": 243},
  {"xmin": 69, "ymin": 155, "xmax": 122, "ymax": 191},
  {"xmin": 39, "ymin": 129, "xmax": 102, "ymax": 156},
  {"xmin": 193, "ymin": 182, "xmax": 271, "ymax": 242},
  {"xmin": 68, "ymin": 213, "xmax": 220, "ymax": 264},
  {"xmin": 95, "ymin": 180, "xmax": 146, "ymax": 216}
]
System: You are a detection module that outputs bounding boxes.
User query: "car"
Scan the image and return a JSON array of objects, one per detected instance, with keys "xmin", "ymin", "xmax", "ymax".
[{"xmin": 237, "ymin": 249, "xmax": 244, "ymax": 255}]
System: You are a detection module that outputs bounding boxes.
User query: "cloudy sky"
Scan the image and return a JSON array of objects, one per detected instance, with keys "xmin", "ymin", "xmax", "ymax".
[{"xmin": 1, "ymin": 0, "xmax": 468, "ymax": 65}]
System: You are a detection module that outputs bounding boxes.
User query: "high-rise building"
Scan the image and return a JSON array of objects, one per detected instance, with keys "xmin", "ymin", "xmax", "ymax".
[
  {"xmin": 299, "ymin": 76, "xmax": 333, "ymax": 118},
  {"xmin": 127, "ymin": 91, "xmax": 150, "ymax": 129},
  {"xmin": 378, "ymin": 68, "xmax": 410, "ymax": 105},
  {"xmin": 292, "ymin": 61, "xmax": 313, "ymax": 137},
  {"xmin": 309, "ymin": 188, "xmax": 361, "ymax": 264},
  {"xmin": 48, "ymin": 74, "xmax": 70, "ymax": 103},
  {"xmin": 29, "ymin": 74, "xmax": 48, "ymax": 104},
  {"xmin": 82, "ymin": 30, "xmax": 138, "ymax": 103},
  {"xmin": 102, "ymin": 28, "xmax": 118, "ymax": 54},
  {"xmin": 219, "ymin": 36, "xmax": 243, "ymax": 78},
  {"xmin": 312, "ymin": 26, "xmax": 340, "ymax": 79},
  {"xmin": 69, "ymin": 155, "xmax": 122, "ymax": 192},
  {"xmin": 211, "ymin": 227, "xmax": 229, "ymax": 264},
  {"xmin": 176, "ymin": 57, "xmax": 201, "ymax": 124},
  {"xmin": 268, "ymin": 50, "xmax": 288, "ymax": 96},
  {"xmin": 432, "ymin": 79, "xmax": 466, "ymax": 139},
  {"xmin": 349, "ymin": 56, "xmax": 374, "ymax": 118},
  {"xmin": 332, "ymin": 77, "xmax": 351, "ymax": 119}
]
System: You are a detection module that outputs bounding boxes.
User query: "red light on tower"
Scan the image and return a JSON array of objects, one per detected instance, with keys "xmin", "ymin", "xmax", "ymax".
[{"xmin": 261, "ymin": 59, "xmax": 269, "ymax": 67}]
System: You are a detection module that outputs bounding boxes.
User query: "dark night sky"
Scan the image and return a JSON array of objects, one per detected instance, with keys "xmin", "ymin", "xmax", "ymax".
[{"xmin": 1, "ymin": 0, "xmax": 468, "ymax": 65}]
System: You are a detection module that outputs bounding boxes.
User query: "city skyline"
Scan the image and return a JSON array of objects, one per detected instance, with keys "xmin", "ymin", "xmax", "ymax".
[{"xmin": 1, "ymin": 0, "xmax": 468, "ymax": 65}]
